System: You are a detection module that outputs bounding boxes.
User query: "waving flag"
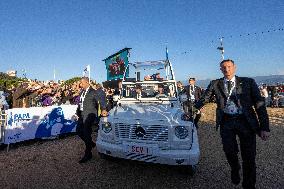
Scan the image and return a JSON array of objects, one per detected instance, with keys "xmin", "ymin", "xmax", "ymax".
[
  {"xmin": 83, "ymin": 65, "xmax": 91, "ymax": 81},
  {"xmin": 103, "ymin": 48, "xmax": 131, "ymax": 81}
]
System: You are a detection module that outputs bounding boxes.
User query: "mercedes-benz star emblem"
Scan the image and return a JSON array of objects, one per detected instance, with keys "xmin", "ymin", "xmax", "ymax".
[{"xmin": 135, "ymin": 127, "xmax": 146, "ymax": 138}]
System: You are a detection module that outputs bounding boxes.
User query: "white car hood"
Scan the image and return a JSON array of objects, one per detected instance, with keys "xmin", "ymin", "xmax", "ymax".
[{"xmin": 110, "ymin": 104, "xmax": 181, "ymax": 123}]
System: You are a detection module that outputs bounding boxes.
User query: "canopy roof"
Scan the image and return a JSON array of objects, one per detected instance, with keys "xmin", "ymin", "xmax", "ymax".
[{"xmin": 130, "ymin": 60, "xmax": 169, "ymax": 69}]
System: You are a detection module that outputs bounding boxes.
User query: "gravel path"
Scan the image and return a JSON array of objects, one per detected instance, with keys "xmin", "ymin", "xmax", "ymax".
[{"xmin": 0, "ymin": 105, "xmax": 283, "ymax": 189}]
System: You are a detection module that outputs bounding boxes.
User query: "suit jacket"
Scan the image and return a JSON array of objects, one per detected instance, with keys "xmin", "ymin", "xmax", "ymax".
[
  {"xmin": 195, "ymin": 76, "xmax": 270, "ymax": 133},
  {"xmin": 76, "ymin": 87, "xmax": 107, "ymax": 122},
  {"xmin": 183, "ymin": 85, "xmax": 202, "ymax": 102}
]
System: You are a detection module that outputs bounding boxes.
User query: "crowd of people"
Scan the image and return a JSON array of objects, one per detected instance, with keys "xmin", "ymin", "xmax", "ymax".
[
  {"xmin": 1, "ymin": 76, "xmax": 283, "ymax": 113},
  {"xmin": 259, "ymin": 83, "xmax": 284, "ymax": 107},
  {"xmin": 0, "ymin": 79, "xmax": 99, "ymax": 111}
]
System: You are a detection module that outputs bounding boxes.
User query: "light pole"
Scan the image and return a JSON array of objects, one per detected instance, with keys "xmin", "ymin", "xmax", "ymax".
[{"xmin": 217, "ymin": 37, "xmax": 225, "ymax": 60}]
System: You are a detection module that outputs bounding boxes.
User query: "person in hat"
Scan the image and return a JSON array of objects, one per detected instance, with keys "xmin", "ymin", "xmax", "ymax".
[{"xmin": 182, "ymin": 77, "xmax": 202, "ymax": 128}]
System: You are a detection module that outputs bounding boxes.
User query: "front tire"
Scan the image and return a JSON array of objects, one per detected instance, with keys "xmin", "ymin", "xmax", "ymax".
[
  {"xmin": 179, "ymin": 165, "xmax": 197, "ymax": 176},
  {"xmin": 98, "ymin": 152, "xmax": 109, "ymax": 160},
  {"xmin": 188, "ymin": 165, "xmax": 197, "ymax": 176}
]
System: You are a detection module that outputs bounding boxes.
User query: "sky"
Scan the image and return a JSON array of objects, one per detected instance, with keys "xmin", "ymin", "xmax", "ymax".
[{"xmin": 0, "ymin": 0, "xmax": 283, "ymax": 83}]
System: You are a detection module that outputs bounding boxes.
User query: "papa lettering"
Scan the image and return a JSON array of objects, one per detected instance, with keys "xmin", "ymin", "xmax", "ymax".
[{"xmin": 13, "ymin": 113, "xmax": 31, "ymax": 122}]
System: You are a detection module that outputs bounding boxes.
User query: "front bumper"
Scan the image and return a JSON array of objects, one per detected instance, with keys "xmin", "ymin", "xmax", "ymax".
[{"xmin": 96, "ymin": 139, "xmax": 200, "ymax": 166}]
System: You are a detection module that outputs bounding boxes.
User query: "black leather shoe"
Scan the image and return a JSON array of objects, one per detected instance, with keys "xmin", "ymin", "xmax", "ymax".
[
  {"xmin": 231, "ymin": 169, "xmax": 241, "ymax": 185},
  {"xmin": 79, "ymin": 154, "xmax": 92, "ymax": 163}
]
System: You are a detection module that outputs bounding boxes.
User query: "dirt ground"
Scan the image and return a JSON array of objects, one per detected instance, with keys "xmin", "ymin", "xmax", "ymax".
[{"xmin": 0, "ymin": 104, "xmax": 283, "ymax": 189}]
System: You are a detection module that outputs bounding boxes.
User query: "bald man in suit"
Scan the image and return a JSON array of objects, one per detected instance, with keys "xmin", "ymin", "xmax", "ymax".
[{"xmin": 76, "ymin": 77, "xmax": 108, "ymax": 163}]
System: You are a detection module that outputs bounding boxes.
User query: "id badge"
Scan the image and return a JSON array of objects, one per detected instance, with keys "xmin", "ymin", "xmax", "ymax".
[{"xmin": 225, "ymin": 100, "xmax": 238, "ymax": 114}]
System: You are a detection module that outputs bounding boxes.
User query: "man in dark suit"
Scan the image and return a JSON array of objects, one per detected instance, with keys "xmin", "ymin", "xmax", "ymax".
[
  {"xmin": 195, "ymin": 59, "xmax": 270, "ymax": 189},
  {"xmin": 76, "ymin": 77, "xmax": 108, "ymax": 163},
  {"xmin": 183, "ymin": 77, "xmax": 203, "ymax": 128}
]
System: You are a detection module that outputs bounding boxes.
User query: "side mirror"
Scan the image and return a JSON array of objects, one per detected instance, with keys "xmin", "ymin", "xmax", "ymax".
[
  {"xmin": 180, "ymin": 94, "xmax": 188, "ymax": 103},
  {"xmin": 113, "ymin": 95, "xmax": 120, "ymax": 102}
]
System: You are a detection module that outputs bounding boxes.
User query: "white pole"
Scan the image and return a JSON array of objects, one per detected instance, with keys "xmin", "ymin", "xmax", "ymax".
[
  {"xmin": 165, "ymin": 63, "xmax": 168, "ymax": 80},
  {"xmin": 88, "ymin": 65, "xmax": 91, "ymax": 83},
  {"xmin": 53, "ymin": 65, "xmax": 56, "ymax": 81}
]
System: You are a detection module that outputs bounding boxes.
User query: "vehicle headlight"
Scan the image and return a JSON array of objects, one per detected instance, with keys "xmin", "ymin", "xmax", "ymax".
[
  {"xmin": 101, "ymin": 122, "xmax": 112, "ymax": 133},
  {"xmin": 175, "ymin": 126, "xmax": 188, "ymax": 139}
]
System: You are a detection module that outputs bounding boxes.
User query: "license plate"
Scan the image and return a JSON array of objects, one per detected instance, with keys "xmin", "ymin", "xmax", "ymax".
[{"xmin": 128, "ymin": 145, "xmax": 151, "ymax": 155}]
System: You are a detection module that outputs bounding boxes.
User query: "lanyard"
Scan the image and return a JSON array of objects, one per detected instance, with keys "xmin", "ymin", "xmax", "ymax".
[
  {"xmin": 225, "ymin": 81, "xmax": 234, "ymax": 99},
  {"xmin": 80, "ymin": 87, "xmax": 89, "ymax": 107}
]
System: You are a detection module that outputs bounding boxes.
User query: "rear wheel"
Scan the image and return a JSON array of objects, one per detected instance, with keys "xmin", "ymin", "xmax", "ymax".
[{"xmin": 98, "ymin": 152, "xmax": 121, "ymax": 163}]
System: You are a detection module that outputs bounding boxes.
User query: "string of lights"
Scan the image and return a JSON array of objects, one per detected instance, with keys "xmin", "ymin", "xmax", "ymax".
[
  {"xmin": 213, "ymin": 27, "xmax": 284, "ymax": 43},
  {"xmin": 215, "ymin": 27, "xmax": 284, "ymax": 60},
  {"xmin": 176, "ymin": 27, "xmax": 284, "ymax": 56}
]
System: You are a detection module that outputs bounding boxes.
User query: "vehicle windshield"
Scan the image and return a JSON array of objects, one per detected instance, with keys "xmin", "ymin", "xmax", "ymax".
[
  {"xmin": 122, "ymin": 82, "xmax": 176, "ymax": 98},
  {"xmin": 121, "ymin": 60, "xmax": 177, "ymax": 99}
]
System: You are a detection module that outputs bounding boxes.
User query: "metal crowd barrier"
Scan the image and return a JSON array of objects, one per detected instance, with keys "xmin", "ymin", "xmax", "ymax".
[{"xmin": 0, "ymin": 111, "xmax": 7, "ymax": 144}]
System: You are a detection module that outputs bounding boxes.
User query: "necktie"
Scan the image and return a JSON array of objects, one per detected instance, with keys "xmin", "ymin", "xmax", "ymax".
[
  {"xmin": 227, "ymin": 81, "xmax": 233, "ymax": 93},
  {"xmin": 190, "ymin": 85, "xmax": 194, "ymax": 95}
]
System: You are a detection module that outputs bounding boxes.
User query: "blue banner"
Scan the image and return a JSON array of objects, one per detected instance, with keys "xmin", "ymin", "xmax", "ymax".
[{"xmin": 4, "ymin": 105, "xmax": 78, "ymax": 144}]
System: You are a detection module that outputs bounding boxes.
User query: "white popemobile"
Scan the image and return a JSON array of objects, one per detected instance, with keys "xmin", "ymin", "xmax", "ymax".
[{"xmin": 96, "ymin": 60, "xmax": 200, "ymax": 174}]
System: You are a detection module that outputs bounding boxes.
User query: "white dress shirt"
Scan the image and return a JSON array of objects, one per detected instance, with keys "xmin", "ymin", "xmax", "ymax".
[
  {"xmin": 80, "ymin": 87, "xmax": 90, "ymax": 111},
  {"xmin": 224, "ymin": 76, "xmax": 236, "ymax": 96},
  {"xmin": 189, "ymin": 85, "xmax": 195, "ymax": 101},
  {"xmin": 223, "ymin": 76, "xmax": 242, "ymax": 114}
]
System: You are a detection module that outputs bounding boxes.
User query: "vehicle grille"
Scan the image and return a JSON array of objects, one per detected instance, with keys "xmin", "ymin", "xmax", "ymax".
[{"xmin": 114, "ymin": 123, "xmax": 168, "ymax": 142}]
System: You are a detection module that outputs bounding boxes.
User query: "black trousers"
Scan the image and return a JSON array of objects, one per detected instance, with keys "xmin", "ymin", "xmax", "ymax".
[
  {"xmin": 220, "ymin": 115, "xmax": 256, "ymax": 188},
  {"xmin": 76, "ymin": 113, "xmax": 98, "ymax": 156},
  {"xmin": 183, "ymin": 101, "xmax": 201, "ymax": 127}
]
